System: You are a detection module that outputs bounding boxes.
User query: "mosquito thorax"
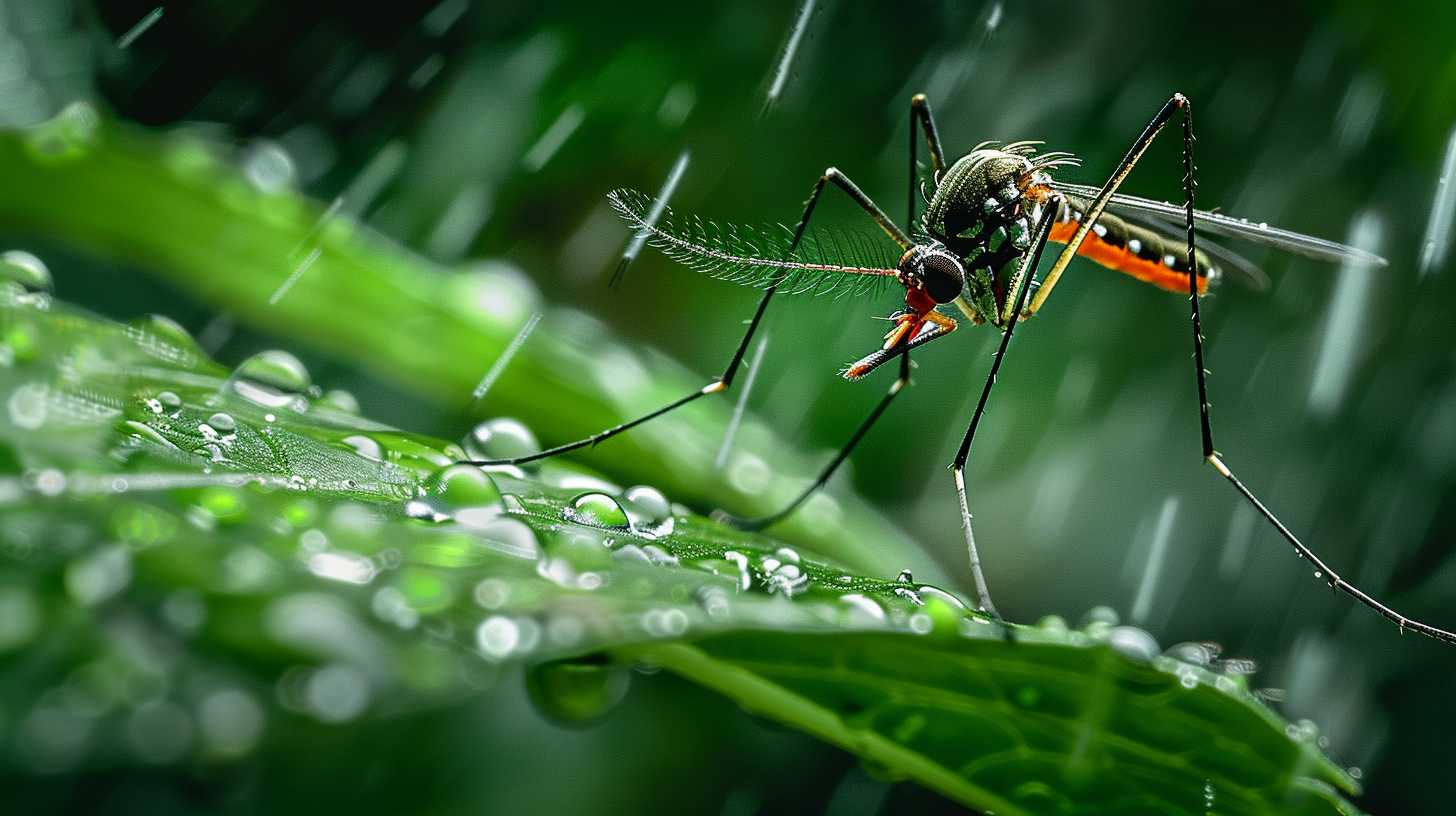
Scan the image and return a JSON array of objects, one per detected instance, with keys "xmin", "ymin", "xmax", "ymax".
[
  {"xmin": 920, "ymin": 145, "xmax": 1060, "ymax": 321},
  {"xmin": 923, "ymin": 149, "xmax": 1039, "ymax": 260},
  {"xmin": 896, "ymin": 244, "xmax": 965, "ymax": 304}
]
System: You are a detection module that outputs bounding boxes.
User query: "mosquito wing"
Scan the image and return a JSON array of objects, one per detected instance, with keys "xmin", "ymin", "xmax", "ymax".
[
  {"xmin": 1048, "ymin": 181, "xmax": 1387, "ymax": 267},
  {"xmin": 608, "ymin": 189, "xmax": 899, "ymax": 298}
]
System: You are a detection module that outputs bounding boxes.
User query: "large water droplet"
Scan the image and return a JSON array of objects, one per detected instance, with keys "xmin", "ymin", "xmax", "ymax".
[
  {"xmin": 133, "ymin": 314, "xmax": 198, "ymax": 354},
  {"xmin": 317, "ymin": 389, "xmax": 360, "ymax": 414},
  {"xmin": 1107, "ymin": 625, "xmax": 1160, "ymax": 663},
  {"xmin": 462, "ymin": 417, "xmax": 541, "ymax": 462},
  {"xmin": 1164, "ymin": 641, "xmax": 1216, "ymax": 667},
  {"xmin": 414, "ymin": 465, "xmax": 503, "ymax": 526},
  {"xmin": 1, "ymin": 251, "xmax": 52, "ymax": 292},
  {"xmin": 622, "ymin": 485, "xmax": 671, "ymax": 525},
  {"xmin": 566, "ymin": 492, "xmax": 629, "ymax": 529},
  {"xmin": 206, "ymin": 412, "xmax": 236, "ymax": 434},
  {"xmin": 525, "ymin": 657, "xmax": 630, "ymax": 726},
  {"xmin": 340, "ymin": 434, "xmax": 385, "ymax": 462},
  {"xmin": 233, "ymin": 350, "xmax": 313, "ymax": 408}
]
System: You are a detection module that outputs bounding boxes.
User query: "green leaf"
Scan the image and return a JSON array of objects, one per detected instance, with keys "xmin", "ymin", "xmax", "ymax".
[
  {"xmin": 0, "ymin": 276, "xmax": 1362, "ymax": 814},
  {"xmin": 0, "ymin": 105, "xmax": 931, "ymax": 582}
]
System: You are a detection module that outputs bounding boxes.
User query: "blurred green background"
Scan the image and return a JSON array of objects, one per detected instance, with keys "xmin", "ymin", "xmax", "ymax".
[{"xmin": 3, "ymin": 0, "xmax": 1454, "ymax": 812}]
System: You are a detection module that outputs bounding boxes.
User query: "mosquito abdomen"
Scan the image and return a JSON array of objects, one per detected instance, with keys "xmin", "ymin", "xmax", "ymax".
[{"xmin": 1053, "ymin": 198, "xmax": 1218, "ymax": 292}]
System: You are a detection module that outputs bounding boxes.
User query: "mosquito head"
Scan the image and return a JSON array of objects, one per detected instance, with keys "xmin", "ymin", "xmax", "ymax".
[{"xmin": 896, "ymin": 244, "xmax": 965, "ymax": 304}]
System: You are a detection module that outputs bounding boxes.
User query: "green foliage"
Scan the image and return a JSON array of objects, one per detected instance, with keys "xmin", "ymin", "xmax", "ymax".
[
  {"xmin": 0, "ymin": 105, "xmax": 929, "ymax": 582},
  {"xmin": 0, "ymin": 260, "xmax": 1362, "ymax": 814}
]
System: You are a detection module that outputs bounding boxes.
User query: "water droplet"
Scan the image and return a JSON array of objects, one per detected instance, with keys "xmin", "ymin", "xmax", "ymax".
[
  {"xmin": 242, "ymin": 140, "xmax": 298, "ymax": 193},
  {"xmin": 1077, "ymin": 603, "xmax": 1118, "ymax": 635},
  {"xmin": 414, "ymin": 465, "xmax": 503, "ymax": 526},
  {"xmin": 1165, "ymin": 641, "xmax": 1216, "ymax": 667},
  {"xmin": 566, "ymin": 492, "xmax": 629, "ymax": 529},
  {"xmin": 764, "ymin": 562, "xmax": 808, "ymax": 597},
  {"xmin": 1, "ymin": 250, "xmax": 53, "ymax": 292},
  {"xmin": 917, "ymin": 585, "xmax": 966, "ymax": 610},
  {"xmin": 206, "ymin": 412, "xmax": 236, "ymax": 433},
  {"xmin": 840, "ymin": 593, "xmax": 886, "ymax": 623},
  {"xmin": 526, "ymin": 658, "xmax": 630, "ymax": 726},
  {"xmin": 476, "ymin": 517, "xmax": 540, "ymax": 561},
  {"xmin": 462, "ymin": 417, "xmax": 541, "ymax": 462},
  {"xmin": 232, "ymin": 350, "xmax": 312, "ymax": 408},
  {"xmin": 622, "ymin": 484, "xmax": 671, "ymax": 524},
  {"xmin": 1035, "ymin": 615, "xmax": 1069, "ymax": 633},
  {"xmin": 156, "ymin": 391, "xmax": 182, "ymax": 411},
  {"xmin": 132, "ymin": 315, "xmax": 198, "ymax": 355},
  {"xmin": 1107, "ymin": 625, "xmax": 1160, "ymax": 663},
  {"xmin": 476, "ymin": 615, "xmax": 522, "ymax": 660},
  {"xmin": 317, "ymin": 389, "xmax": 360, "ymax": 413},
  {"xmin": 340, "ymin": 434, "xmax": 385, "ymax": 461}
]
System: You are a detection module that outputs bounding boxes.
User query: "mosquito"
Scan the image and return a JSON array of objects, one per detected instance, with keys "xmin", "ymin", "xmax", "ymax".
[{"xmin": 465, "ymin": 93, "xmax": 1456, "ymax": 645}]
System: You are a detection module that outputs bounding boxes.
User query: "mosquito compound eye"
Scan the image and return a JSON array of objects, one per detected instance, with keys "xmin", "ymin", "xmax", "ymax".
[{"xmin": 920, "ymin": 251, "xmax": 965, "ymax": 303}]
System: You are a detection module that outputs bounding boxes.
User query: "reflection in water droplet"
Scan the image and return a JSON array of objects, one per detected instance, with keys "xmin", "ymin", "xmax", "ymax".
[
  {"xmin": 567, "ymin": 492, "xmax": 630, "ymax": 529},
  {"xmin": 526, "ymin": 658, "xmax": 630, "ymax": 726}
]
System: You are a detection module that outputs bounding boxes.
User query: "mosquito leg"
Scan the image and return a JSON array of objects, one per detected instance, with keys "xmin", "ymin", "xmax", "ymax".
[
  {"xmin": 1024, "ymin": 93, "xmax": 1190, "ymax": 318},
  {"xmin": 718, "ymin": 314, "xmax": 958, "ymax": 531},
  {"xmin": 908, "ymin": 93, "xmax": 947, "ymax": 233},
  {"xmin": 1153, "ymin": 99, "xmax": 1456, "ymax": 645},
  {"xmin": 950, "ymin": 204, "xmax": 1058, "ymax": 616},
  {"xmin": 461, "ymin": 168, "xmax": 905, "ymax": 467}
]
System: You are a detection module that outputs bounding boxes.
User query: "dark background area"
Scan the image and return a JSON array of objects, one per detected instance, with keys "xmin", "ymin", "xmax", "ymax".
[{"xmin": 4, "ymin": 0, "xmax": 1453, "ymax": 812}]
